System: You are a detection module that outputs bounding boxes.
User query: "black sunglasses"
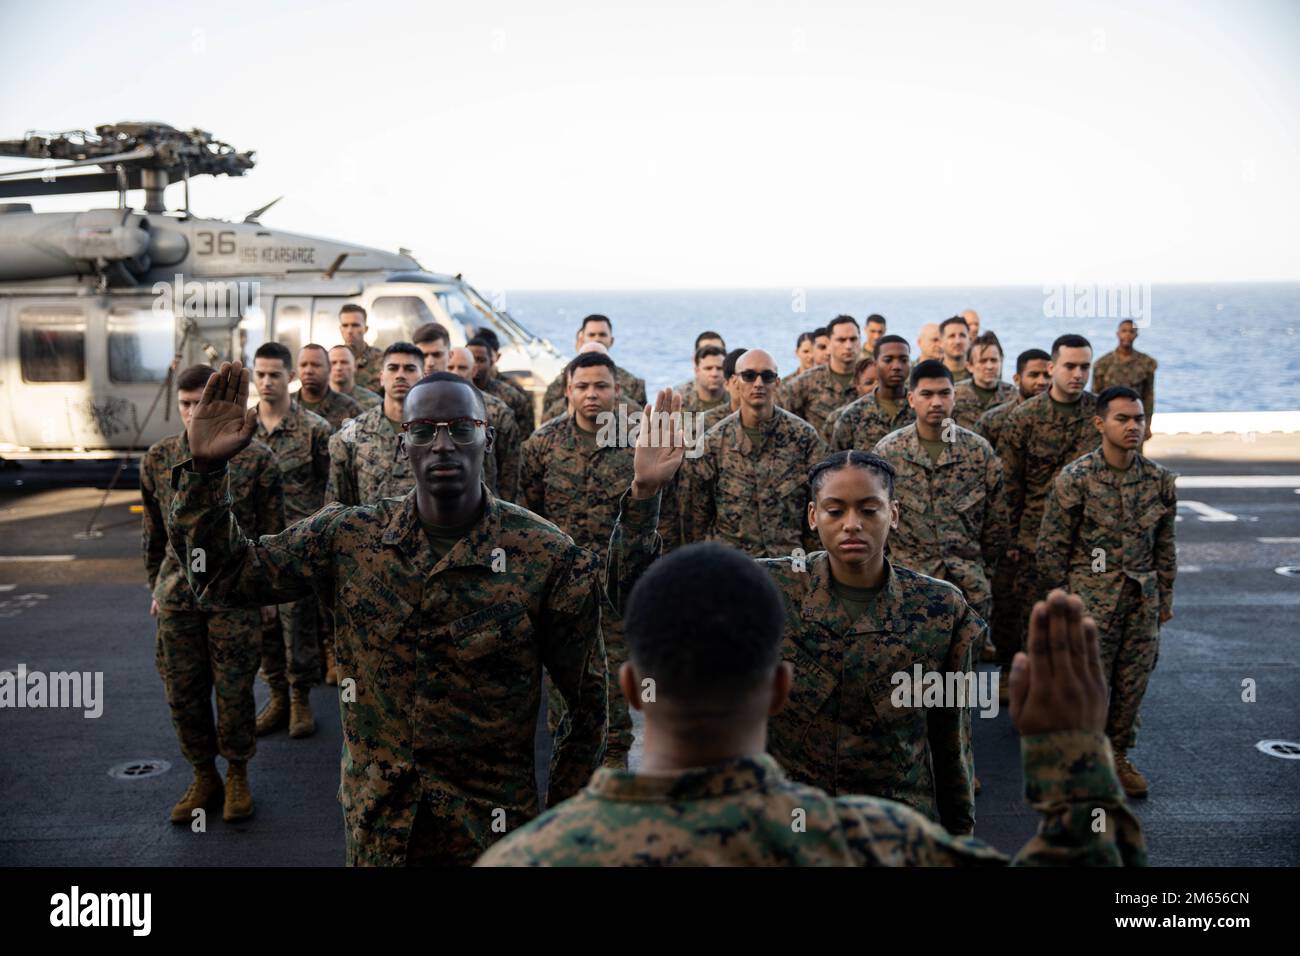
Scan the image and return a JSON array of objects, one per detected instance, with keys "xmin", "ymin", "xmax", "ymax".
[
  {"xmin": 738, "ymin": 370, "xmax": 779, "ymax": 384},
  {"xmin": 401, "ymin": 417, "xmax": 486, "ymax": 445}
]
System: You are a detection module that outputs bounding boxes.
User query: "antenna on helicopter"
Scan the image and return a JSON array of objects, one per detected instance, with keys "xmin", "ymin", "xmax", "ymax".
[{"xmin": 243, "ymin": 196, "xmax": 283, "ymax": 223}]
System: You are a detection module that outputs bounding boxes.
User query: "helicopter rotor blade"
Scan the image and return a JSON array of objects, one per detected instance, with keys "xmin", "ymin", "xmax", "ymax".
[{"xmin": 0, "ymin": 145, "xmax": 157, "ymax": 180}]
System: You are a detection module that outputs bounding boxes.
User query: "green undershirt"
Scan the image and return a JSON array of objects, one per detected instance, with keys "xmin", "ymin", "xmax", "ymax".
[
  {"xmin": 920, "ymin": 437, "xmax": 947, "ymax": 464},
  {"xmin": 422, "ymin": 512, "xmax": 481, "ymax": 564},
  {"xmin": 575, "ymin": 422, "xmax": 599, "ymax": 453},
  {"xmin": 1050, "ymin": 396, "xmax": 1079, "ymax": 416},
  {"xmin": 832, "ymin": 577, "xmax": 885, "ymax": 621},
  {"xmin": 877, "ymin": 395, "xmax": 901, "ymax": 419},
  {"xmin": 742, "ymin": 425, "xmax": 765, "ymax": 447},
  {"xmin": 829, "ymin": 369, "xmax": 854, "ymax": 388},
  {"xmin": 972, "ymin": 384, "xmax": 998, "ymax": 403}
]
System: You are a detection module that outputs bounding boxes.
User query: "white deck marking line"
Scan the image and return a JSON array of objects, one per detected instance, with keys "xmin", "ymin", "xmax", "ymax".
[
  {"xmin": 1176, "ymin": 476, "xmax": 1300, "ymax": 488},
  {"xmin": 1179, "ymin": 501, "xmax": 1238, "ymax": 522},
  {"xmin": 0, "ymin": 555, "xmax": 76, "ymax": 562}
]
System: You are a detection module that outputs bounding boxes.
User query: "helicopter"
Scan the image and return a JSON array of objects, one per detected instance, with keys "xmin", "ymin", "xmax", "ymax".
[{"xmin": 0, "ymin": 122, "xmax": 564, "ymax": 461}]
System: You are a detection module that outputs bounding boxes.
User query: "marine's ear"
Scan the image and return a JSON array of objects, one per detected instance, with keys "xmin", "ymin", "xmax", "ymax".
[
  {"xmin": 768, "ymin": 661, "xmax": 793, "ymax": 717},
  {"xmin": 619, "ymin": 661, "xmax": 643, "ymax": 713}
]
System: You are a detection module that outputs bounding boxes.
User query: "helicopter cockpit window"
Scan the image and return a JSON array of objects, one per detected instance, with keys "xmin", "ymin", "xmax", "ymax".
[
  {"xmin": 370, "ymin": 296, "xmax": 436, "ymax": 348},
  {"xmin": 238, "ymin": 307, "xmax": 267, "ymax": 366},
  {"xmin": 19, "ymin": 309, "xmax": 86, "ymax": 383},
  {"xmin": 433, "ymin": 289, "xmax": 483, "ymax": 329},
  {"xmin": 108, "ymin": 307, "xmax": 175, "ymax": 384}
]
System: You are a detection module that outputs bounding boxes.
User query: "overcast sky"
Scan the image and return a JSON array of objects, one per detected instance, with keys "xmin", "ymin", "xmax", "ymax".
[{"xmin": 2, "ymin": 0, "xmax": 1297, "ymax": 290}]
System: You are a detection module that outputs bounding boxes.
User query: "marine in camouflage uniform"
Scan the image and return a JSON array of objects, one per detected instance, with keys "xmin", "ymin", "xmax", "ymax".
[
  {"xmin": 256, "ymin": 405, "xmax": 333, "ymax": 695},
  {"xmin": 520, "ymin": 413, "xmax": 680, "ymax": 767},
  {"xmin": 297, "ymin": 388, "xmax": 363, "ymax": 432},
  {"xmin": 974, "ymin": 394, "xmax": 1025, "ymax": 664},
  {"xmin": 829, "ymin": 391, "xmax": 916, "ymax": 452},
  {"xmin": 168, "ymin": 469, "xmax": 621, "ymax": 865},
  {"xmin": 328, "ymin": 388, "xmax": 517, "ymax": 505},
  {"xmin": 781, "ymin": 363, "xmax": 860, "ymax": 437},
  {"xmin": 973, "ymin": 395, "xmax": 1021, "ymax": 452},
  {"xmin": 1092, "ymin": 349, "xmax": 1157, "ymax": 442},
  {"xmin": 697, "ymin": 399, "xmax": 736, "ymax": 435},
  {"xmin": 952, "ymin": 379, "xmax": 1016, "ymax": 431},
  {"xmin": 682, "ymin": 407, "xmax": 826, "ymax": 557},
  {"xmin": 476, "ymin": 738, "xmax": 1143, "ymax": 866},
  {"xmin": 480, "ymin": 491, "xmax": 1143, "ymax": 866},
  {"xmin": 479, "ymin": 388, "xmax": 521, "ymax": 502},
  {"xmin": 1036, "ymin": 448, "xmax": 1176, "ymax": 754},
  {"xmin": 1001, "ymin": 389, "xmax": 1101, "ymax": 646},
  {"xmin": 326, "ymin": 405, "xmax": 414, "ymax": 506},
  {"xmin": 873, "ymin": 423, "xmax": 1008, "ymax": 621},
  {"xmin": 606, "ymin": 491, "xmax": 981, "ymax": 835},
  {"xmin": 542, "ymin": 364, "xmax": 646, "ymax": 422},
  {"xmin": 338, "ymin": 382, "xmax": 382, "ymax": 411},
  {"xmin": 141, "ymin": 432, "xmax": 285, "ymax": 769},
  {"xmin": 761, "ymin": 556, "xmax": 980, "ymax": 833},
  {"xmin": 350, "ymin": 343, "xmax": 386, "ymax": 396},
  {"xmin": 678, "ymin": 384, "xmax": 730, "ymax": 417},
  {"xmin": 483, "ymin": 373, "xmax": 536, "ymax": 437}
]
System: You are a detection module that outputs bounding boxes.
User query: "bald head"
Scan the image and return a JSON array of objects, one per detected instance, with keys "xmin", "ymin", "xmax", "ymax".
[
  {"xmin": 917, "ymin": 323, "xmax": 941, "ymax": 361},
  {"xmin": 734, "ymin": 349, "xmax": 778, "ymax": 422},
  {"xmin": 578, "ymin": 341, "xmax": 609, "ymax": 356},
  {"xmin": 736, "ymin": 349, "xmax": 777, "ymax": 375},
  {"xmin": 447, "ymin": 347, "xmax": 475, "ymax": 379},
  {"xmin": 960, "ymin": 309, "xmax": 980, "ymax": 339}
]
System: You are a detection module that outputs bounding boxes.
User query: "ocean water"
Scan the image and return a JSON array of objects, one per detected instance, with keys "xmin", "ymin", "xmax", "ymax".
[{"xmin": 505, "ymin": 284, "xmax": 1300, "ymax": 413}]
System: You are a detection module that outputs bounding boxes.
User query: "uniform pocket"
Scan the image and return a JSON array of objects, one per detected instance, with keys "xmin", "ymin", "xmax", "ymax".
[
  {"xmin": 1136, "ymin": 502, "xmax": 1167, "ymax": 531},
  {"xmin": 780, "ymin": 640, "xmax": 838, "ymax": 737},
  {"xmin": 449, "ymin": 601, "xmax": 534, "ymax": 704}
]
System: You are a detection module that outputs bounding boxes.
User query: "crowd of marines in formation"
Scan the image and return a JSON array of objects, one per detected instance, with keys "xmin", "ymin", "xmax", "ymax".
[{"xmin": 139, "ymin": 300, "xmax": 1172, "ymax": 866}]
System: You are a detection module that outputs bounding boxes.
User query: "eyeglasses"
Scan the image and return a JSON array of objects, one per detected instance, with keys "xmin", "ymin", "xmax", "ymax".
[
  {"xmin": 401, "ymin": 418, "xmax": 486, "ymax": 445},
  {"xmin": 738, "ymin": 370, "xmax": 779, "ymax": 384}
]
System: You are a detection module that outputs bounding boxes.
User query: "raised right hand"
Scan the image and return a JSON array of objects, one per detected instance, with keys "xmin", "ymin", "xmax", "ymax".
[
  {"xmin": 1009, "ymin": 590, "xmax": 1108, "ymax": 736},
  {"xmin": 189, "ymin": 361, "xmax": 258, "ymax": 472},
  {"xmin": 631, "ymin": 387, "xmax": 686, "ymax": 499}
]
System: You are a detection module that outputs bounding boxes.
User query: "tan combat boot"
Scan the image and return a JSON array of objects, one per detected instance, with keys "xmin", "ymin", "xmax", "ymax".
[
  {"xmin": 323, "ymin": 642, "xmax": 339, "ymax": 687},
  {"xmin": 223, "ymin": 761, "xmax": 254, "ymax": 822},
  {"xmin": 170, "ymin": 761, "xmax": 224, "ymax": 824},
  {"xmin": 1114, "ymin": 751, "xmax": 1149, "ymax": 798},
  {"xmin": 289, "ymin": 687, "xmax": 316, "ymax": 738},
  {"xmin": 255, "ymin": 687, "xmax": 289, "ymax": 736}
]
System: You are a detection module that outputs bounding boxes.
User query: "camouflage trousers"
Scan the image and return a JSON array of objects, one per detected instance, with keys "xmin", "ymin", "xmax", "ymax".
[
  {"xmin": 399, "ymin": 795, "xmax": 507, "ymax": 867},
  {"xmin": 990, "ymin": 553, "xmax": 1026, "ymax": 664},
  {"xmin": 547, "ymin": 613, "xmax": 629, "ymax": 770},
  {"xmin": 1091, "ymin": 577, "xmax": 1160, "ymax": 751},
  {"xmin": 1013, "ymin": 549, "xmax": 1043, "ymax": 660},
  {"xmin": 260, "ymin": 597, "xmax": 320, "ymax": 692},
  {"xmin": 155, "ymin": 606, "xmax": 260, "ymax": 766}
]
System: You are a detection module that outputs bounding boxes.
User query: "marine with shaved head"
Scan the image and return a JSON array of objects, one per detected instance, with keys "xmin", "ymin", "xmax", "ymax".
[
  {"xmin": 681, "ymin": 348, "xmax": 827, "ymax": 557},
  {"xmin": 165, "ymin": 360, "xmax": 648, "ymax": 865}
]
